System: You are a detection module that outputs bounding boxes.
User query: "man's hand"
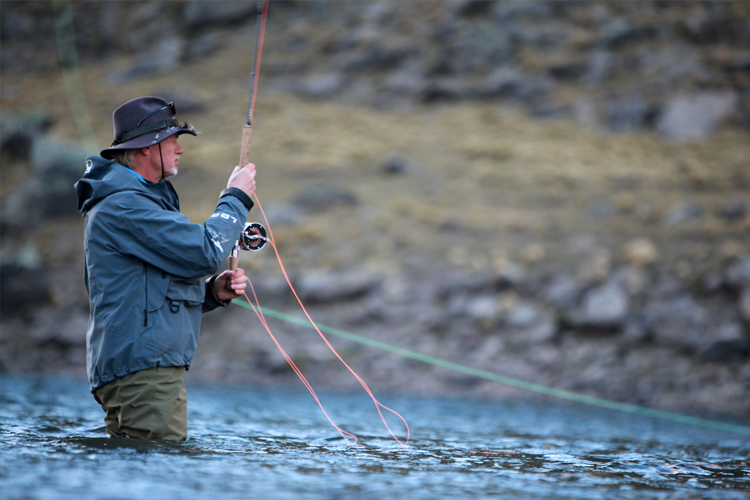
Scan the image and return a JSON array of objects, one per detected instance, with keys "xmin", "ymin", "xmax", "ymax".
[
  {"xmin": 227, "ymin": 163, "xmax": 257, "ymax": 199},
  {"xmin": 212, "ymin": 268, "xmax": 249, "ymax": 302}
]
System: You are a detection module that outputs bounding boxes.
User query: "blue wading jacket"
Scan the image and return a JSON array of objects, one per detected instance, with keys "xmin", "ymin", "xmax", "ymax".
[{"xmin": 75, "ymin": 157, "xmax": 252, "ymax": 392}]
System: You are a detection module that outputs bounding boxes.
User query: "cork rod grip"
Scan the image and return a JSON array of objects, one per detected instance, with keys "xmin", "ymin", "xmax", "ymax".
[{"xmin": 239, "ymin": 125, "xmax": 253, "ymax": 168}]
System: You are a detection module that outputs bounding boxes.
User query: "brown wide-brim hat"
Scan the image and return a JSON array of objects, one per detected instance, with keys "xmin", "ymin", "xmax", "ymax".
[{"xmin": 100, "ymin": 96, "xmax": 198, "ymax": 159}]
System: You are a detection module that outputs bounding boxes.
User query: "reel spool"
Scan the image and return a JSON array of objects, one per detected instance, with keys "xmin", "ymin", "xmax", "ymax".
[{"xmin": 239, "ymin": 222, "xmax": 268, "ymax": 251}]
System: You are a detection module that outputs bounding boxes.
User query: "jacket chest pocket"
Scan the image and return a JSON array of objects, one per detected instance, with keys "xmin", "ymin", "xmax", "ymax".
[
  {"xmin": 165, "ymin": 277, "xmax": 205, "ymax": 313},
  {"xmin": 146, "ymin": 265, "xmax": 171, "ymax": 312}
]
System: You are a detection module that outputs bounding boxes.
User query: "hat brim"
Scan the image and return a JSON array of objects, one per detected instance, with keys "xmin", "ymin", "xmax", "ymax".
[{"xmin": 100, "ymin": 127, "xmax": 197, "ymax": 159}]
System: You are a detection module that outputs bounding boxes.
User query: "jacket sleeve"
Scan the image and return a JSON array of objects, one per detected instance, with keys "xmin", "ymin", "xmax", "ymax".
[
  {"xmin": 202, "ymin": 275, "xmax": 230, "ymax": 313},
  {"xmin": 96, "ymin": 191, "xmax": 251, "ymax": 279}
]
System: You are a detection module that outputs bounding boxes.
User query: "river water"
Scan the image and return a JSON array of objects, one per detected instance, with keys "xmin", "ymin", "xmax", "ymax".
[{"xmin": 1, "ymin": 373, "xmax": 748, "ymax": 499}]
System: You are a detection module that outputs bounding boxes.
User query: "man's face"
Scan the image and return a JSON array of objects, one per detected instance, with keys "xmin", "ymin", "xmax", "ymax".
[{"xmin": 152, "ymin": 135, "xmax": 184, "ymax": 179}]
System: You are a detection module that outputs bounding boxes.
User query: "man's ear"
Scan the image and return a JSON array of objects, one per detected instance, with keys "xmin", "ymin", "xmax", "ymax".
[{"xmin": 138, "ymin": 147, "xmax": 151, "ymax": 157}]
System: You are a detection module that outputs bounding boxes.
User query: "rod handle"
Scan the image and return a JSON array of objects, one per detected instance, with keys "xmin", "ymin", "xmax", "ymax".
[
  {"xmin": 239, "ymin": 125, "xmax": 253, "ymax": 168},
  {"xmin": 230, "ymin": 125, "xmax": 252, "ymax": 273}
]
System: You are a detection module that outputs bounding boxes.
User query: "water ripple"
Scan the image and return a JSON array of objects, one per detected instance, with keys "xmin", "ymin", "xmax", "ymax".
[{"xmin": 1, "ymin": 374, "xmax": 748, "ymax": 499}]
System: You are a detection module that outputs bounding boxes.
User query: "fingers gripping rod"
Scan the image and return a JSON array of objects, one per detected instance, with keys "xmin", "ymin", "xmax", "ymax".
[{"xmin": 230, "ymin": 0, "xmax": 269, "ymax": 271}]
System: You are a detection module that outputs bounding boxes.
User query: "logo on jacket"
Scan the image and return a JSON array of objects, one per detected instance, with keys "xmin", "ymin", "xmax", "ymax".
[{"xmin": 207, "ymin": 228, "xmax": 230, "ymax": 252}]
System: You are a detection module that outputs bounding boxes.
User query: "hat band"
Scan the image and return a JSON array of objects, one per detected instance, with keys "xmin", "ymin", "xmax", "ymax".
[{"xmin": 112, "ymin": 118, "xmax": 180, "ymax": 146}]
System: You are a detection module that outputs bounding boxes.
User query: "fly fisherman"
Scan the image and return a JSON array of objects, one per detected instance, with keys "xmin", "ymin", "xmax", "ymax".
[{"xmin": 75, "ymin": 96, "xmax": 257, "ymax": 440}]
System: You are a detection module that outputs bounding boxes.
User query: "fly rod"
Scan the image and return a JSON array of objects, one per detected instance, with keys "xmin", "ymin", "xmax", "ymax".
[{"xmin": 230, "ymin": 0, "xmax": 270, "ymax": 271}]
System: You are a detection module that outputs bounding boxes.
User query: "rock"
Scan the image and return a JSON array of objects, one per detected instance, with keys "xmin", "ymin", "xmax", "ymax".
[
  {"xmin": 544, "ymin": 274, "xmax": 580, "ymax": 309},
  {"xmin": 656, "ymin": 91, "xmax": 738, "ymax": 139},
  {"xmin": 699, "ymin": 323, "xmax": 749, "ymax": 361},
  {"xmin": 436, "ymin": 272, "xmax": 495, "ymax": 301},
  {"xmin": 599, "ymin": 18, "xmax": 652, "ymax": 49},
  {"xmin": 182, "ymin": 32, "xmax": 222, "ymax": 62},
  {"xmin": 519, "ymin": 243, "xmax": 545, "ymax": 265},
  {"xmin": 724, "ymin": 258, "xmax": 750, "ymax": 291},
  {"xmin": 548, "ymin": 59, "xmax": 588, "ymax": 81},
  {"xmin": 478, "ymin": 67, "xmax": 555, "ymax": 103},
  {"xmin": 663, "ymin": 201, "xmax": 704, "ymax": 226},
  {"xmin": 525, "ymin": 320, "xmax": 558, "ymax": 344},
  {"xmin": 490, "ymin": 1, "xmax": 552, "ymax": 21},
  {"xmin": 293, "ymin": 184, "xmax": 358, "ymax": 212},
  {"xmin": 493, "ymin": 261, "xmax": 527, "ymax": 290},
  {"xmin": 423, "ymin": 77, "xmax": 470, "ymax": 103},
  {"xmin": 572, "ymin": 282, "xmax": 629, "ymax": 331},
  {"xmin": 449, "ymin": 0, "xmax": 495, "ymax": 17},
  {"xmin": 644, "ymin": 296, "xmax": 708, "ymax": 352},
  {"xmin": 29, "ymin": 312, "xmax": 88, "ymax": 348},
  {"xmin": 1, "ymin": 136, "xmax": 87, "ymax": 236},
  {"xmin": 505, "ymin": 300, "xmax": 539, "ymax": 328},
  {"xmin": 259, "ymin": 202, "xmax": 304, "ymax": 225},
  {"xmin": 466, "ymin": 295, "xmax": 500, "ymax": 331},
  {"xmin": 382, "ymin": 65, "xmax": 429, "ymax": 97},
  {"xmin": 150, "ymin": 90, "xmax": 206, "ymax": 114},
  {"xmin": 577, "ymin": 248, "xmax": 612, "ymax": 285},
  {"xmin": 296, "ymin": 270, "xmax": 381, "ymax": 303},
  {"xmin": 587, "ymin": 198, "xmax": 616, "ymax": 219},
  {"xmin": 0, "ymin": 109, "xmax": 53, "ymax": 161},
  {"xmin": 583, "ymin": 50, "xmax": 613, "ymax": 86},
  {"xmin": 381, "ymin": 153, "xmax": 410, "ymax": 175},
  {"xmin": 0, "ymin": 260, "xmax": 52, "ymax": 318},
  {"xmin": 106, "ymin": 35, "xmax": 186, "ymax": 84},
  {"xmin": 478, "ymin": 66, "xmax": 526, "ymax": 98},
  {"xmin": 622, "ymin": 237, "xmax": 658, "ymax": 266},
  {"xmin": 738, "ymin": 287, "xmax": 750, "ymax": 323},
  {"xmin": 603, "ymin": 92, "xmax": 652, "ymax": 132},
  {"xmin": 299, "ymin": 72, "xmax": 345, "ymax": 99},
  {"xmin": 182, "ymin": 0, "xmax": 258, "ymax": 29},
  {"xmin": 718, "ymin": 200, "xmax": 748, "ymax": 221},
  {"xmin": 0, "ymin": 180, "xmax": 42, "ymax": 236}
]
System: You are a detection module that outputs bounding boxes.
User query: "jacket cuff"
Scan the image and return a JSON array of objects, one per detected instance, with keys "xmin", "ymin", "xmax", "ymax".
[
  {"xmin": 203, "ymin": 275, "xmax": 230, "ymax": 313},
  {"xmin": 220, "ymin": 187, "xmax": 254, "ymax": 211}
]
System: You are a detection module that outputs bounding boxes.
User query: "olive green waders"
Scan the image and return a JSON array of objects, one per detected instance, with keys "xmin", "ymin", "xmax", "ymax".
[{"xmin": 94, "ymin": 366, "xmax": 187, "ymax": 441}]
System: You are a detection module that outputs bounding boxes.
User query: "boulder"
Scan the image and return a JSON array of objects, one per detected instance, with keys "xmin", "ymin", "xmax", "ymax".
[
  {"xmin": 724, "ymin": 258, "xmax": 750, "ymax": 291},
  {"xmin": 296, "ymin": 270, "xmax": 381, "ymax": 303},
  {"xmin": 644, "ymin": 296, "xmax": 708, "ymax": 351},
  {"xmin": 182, "ymin": 0, "xmax": 258, "ymax": 29},
  {"xmin": 0, "ymin": 260, "xmax": 52, "ymax": 318},
  {"xmin": 738, "ymin": 287, "xmax": 750, "ymax": 323},
  {"xmin": 381, "ymin": 153, "xmax": 410, "ymax": 175},
  {"xmin": 544, "ymin": 274, "xmax": 580, "ymax": 309},
  {"xmin": 602, "ymin": 92, "xmax": 652, "ymax": 132},
  {"xmin": 292, "ymin": 184, "xmax": 358, "ymax": 212},
  {"xmin": 656, "ymin": 91, "xmax": 737, "ymax": 139},
  {"xmin": 298, "ymin": 72, "xmax": 346, "ymax": 99},
  {"xmin": 718, "ymin": 200, "xmax": 748, "ymax": 222},
  {"xmin": 663, "ymin": 201, "xmax": 704, "ymax": 226},
  {"xmin": 622, "ymin": 237, "xmax": 658, "ymax": 267},
  {"xmin": 699, "ymin": 322, "xmax": 749, "ymax": 361},
  {"xmin": 572, "ymin": 282, "xmax": 629, "ymax": 331}
]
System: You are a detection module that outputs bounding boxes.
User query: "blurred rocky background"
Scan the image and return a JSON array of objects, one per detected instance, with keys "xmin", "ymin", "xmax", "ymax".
[{"xmin": 2, "ymin": 1, "xmax": 750, "ymax": 420}]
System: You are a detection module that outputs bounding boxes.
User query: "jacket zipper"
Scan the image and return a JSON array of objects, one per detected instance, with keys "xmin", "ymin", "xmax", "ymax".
[{"xmin": 143, "ymin": 263, "xmax": 148, "ymax": 327}]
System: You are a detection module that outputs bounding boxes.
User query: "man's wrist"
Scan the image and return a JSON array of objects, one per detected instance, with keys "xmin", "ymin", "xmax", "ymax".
[{"xmin": 220, "ymin": 187, "xmax": 254, "ymax": 211}]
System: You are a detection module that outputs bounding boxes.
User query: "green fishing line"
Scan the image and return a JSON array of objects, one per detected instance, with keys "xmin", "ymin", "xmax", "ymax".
[{"xmin": 232, "ymin": 300, "xmax": 750, "ymax": 437}]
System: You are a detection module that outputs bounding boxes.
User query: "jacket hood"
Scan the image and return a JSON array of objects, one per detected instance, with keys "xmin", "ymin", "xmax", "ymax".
[{"xmin": 75, "ymin": 156, "xmax": 176, "ymax": 214}]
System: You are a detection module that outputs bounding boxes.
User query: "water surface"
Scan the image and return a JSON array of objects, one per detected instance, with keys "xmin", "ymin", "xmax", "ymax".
[{"xmin": 1, "ymin": 374, "xmax": 748, "ymax": 499}]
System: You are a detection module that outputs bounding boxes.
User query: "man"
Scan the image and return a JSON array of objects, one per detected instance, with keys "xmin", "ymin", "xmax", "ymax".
[{"xmin": 75, "ymin": 96, "xmax": 256, "ymax": 440}]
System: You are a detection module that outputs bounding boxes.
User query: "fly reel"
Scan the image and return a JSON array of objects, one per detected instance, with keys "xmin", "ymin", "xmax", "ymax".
[{"xmin": 238, "ymin": 222, "xmax": 268, "ymax": 251}]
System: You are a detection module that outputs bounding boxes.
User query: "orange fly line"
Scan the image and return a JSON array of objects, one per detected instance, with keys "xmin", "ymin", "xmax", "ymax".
[{"xmin": 239, "ymin": 194, "xmax": 410, "ymax": 447}]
